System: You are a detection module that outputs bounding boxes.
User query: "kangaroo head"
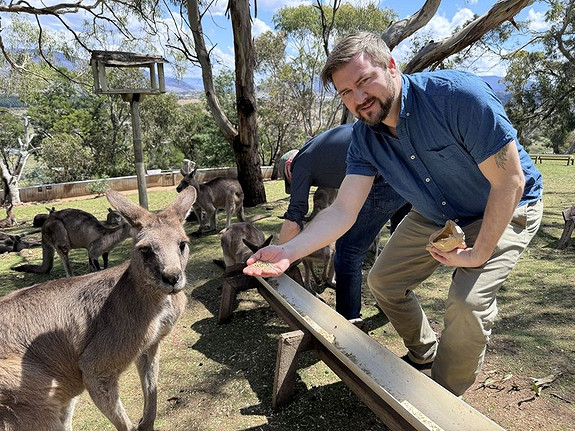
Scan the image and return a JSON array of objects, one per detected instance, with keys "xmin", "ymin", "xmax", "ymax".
[
  {"xmin": 176, "ymin": 167, "xmax": 199, "ymax": 193},
  {"xmin": 106, "ymin": 188, "xmax": 197, "ymax": 294}
]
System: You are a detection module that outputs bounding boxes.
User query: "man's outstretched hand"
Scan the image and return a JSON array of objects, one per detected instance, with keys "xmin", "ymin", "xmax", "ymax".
[{"xmin": 243, "ymin": 245, "xmax": 291, "ymax": 277}]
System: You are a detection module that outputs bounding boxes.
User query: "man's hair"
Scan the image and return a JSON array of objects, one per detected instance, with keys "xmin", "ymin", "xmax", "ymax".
[{"xmin": 320, "ymin": 32, "xmax": 392, "ymax": 91}]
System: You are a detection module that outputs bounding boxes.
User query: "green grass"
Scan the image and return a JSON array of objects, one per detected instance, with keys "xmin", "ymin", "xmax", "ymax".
[{"xmin": 1, "ymin": 165, "xmax": 575, "ymax": 430}]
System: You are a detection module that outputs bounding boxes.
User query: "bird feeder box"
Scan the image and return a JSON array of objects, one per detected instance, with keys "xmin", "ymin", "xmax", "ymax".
[
  {"xmin": 90, "ymin": 50, "xmax": 167, "ymax": 96},
  {"xmin": 90, "ymin": 50, "xmax": 169, "ymax": 210}
]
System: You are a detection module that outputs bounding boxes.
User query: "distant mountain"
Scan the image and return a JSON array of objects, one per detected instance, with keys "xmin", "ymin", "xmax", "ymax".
[
  {"xmin": 164, "ymin": 76, "xmax": 204, "ymax": 95},
  {"xmin": 480, "ymin": 75, "xmax": 511, "ymax": 104}
]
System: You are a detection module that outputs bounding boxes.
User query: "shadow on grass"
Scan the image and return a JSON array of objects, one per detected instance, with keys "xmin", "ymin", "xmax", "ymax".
[{"xmin": 186, "ymin": 275, "xmax": 392, "ymax": 431}]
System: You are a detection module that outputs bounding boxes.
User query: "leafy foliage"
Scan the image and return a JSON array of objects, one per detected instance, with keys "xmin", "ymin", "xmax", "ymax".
[{"xmin": 505, "ymin": 0, "xmax": 575, "ymax": 153}]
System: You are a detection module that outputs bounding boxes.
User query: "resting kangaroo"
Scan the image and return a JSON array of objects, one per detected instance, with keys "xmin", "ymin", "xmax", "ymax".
[
  {"xmin": 13, "ymin": 207, "xmax": 132, "ymax": 277},
  {"xmin": 177, "ymin": 163, "xmax": 245, "ymax": 232},
  {"xmin": 0, "ymin": 187, "xmax": 196, "ymax": 431}
]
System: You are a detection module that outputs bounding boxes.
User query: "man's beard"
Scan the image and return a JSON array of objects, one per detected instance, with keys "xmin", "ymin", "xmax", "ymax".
[{"xmin": 356, "ymin": 95, "xmax": 393, "ymax": 126}]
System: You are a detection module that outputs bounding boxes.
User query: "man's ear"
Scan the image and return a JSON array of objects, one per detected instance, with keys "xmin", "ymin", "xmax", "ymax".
[{"xmin": 388, "ymin": 57, "xmax": 399, "ymax": 76}]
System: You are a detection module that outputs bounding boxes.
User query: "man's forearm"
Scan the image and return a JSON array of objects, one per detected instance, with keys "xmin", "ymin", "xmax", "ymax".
[
  {"xmin": 472, "ymin": 182, "xmax": 523, "ymax": 265},
  {"xmin": 279, "ymin": 219, "xmax": 301, "ymax": 244}
]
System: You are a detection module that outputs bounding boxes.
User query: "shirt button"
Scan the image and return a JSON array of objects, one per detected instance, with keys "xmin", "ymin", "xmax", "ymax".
[
  {"xmin": 410, "ymin": 155, "xmax": 416, "ymax": 160},
  {"xmin": 441, "ymin": 201, "xmax": 446, "ymax": 206},
  {"xmin": 406, "ymin": 112, "xmax": 411, "ymax": 117},
  {"xmin": 425, "ymin": 177, "xmax": 431, "ymax": 183},
  {"xmin": 454, "ymin": 219, "xmax": 459, "ymax": 223}
]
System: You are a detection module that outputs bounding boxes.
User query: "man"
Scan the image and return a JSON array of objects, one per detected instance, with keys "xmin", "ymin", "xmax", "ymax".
[
  {"xmin": 277, "ymin": 124, "xmax": 410, "ymax": 319},
  {"xmin": 244, "ymin": 32, "xmax": 543, "ymax": 396}
]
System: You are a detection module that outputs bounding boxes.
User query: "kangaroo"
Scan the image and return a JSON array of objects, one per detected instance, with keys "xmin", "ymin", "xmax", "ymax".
[
  {"xmin": 0, "ymin": 232, "xmax": 27, "ymax": 254},
  {"xmin": 220, "ymin": 222, "xmax": 273, "ymax": 271},
  {"xmin": 13, "ymin": 207, "xmax": 132, "ymax": 277},
  {"xmin": 304, "ymin": 187, "xmax": 338, "ymax": 222},
  {"xmin": 0, "ymin": 186, "xmax": 196, "ymax": 431},
  {"xmin": 300, "ymin": 191, "xmax": 337, "ymax": 290},
  {"xmin": 177, "ymin": 161, "xmax": 245, "ymax": 233},
  {"xmin": 0, "ymin": 203, "xmax": 16, "ymax": 229},
  {"xmin": 33, "ymin": 207, "xmax": 56, "ymax": 228}
]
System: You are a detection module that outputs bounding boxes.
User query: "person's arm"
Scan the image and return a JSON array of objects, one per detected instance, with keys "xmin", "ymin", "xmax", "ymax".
[
  {"xmin": 243, "ymin": 175, "xmax": 374, "ymax": 276},
  {"xmin": 428, "ymin": 140, "xmax": 524, "ymax": 268},
  {"xmin": 279, "ymin": 219, "xmax": 301, "ymax": 244}
]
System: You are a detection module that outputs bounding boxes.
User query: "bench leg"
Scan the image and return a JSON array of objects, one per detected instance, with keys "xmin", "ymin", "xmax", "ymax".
[
  {"xmin": 218, "ymin": 280, "xmax": 237, "ymax": 324},
  {"xmin": 272, "ymin": 330, "xmax": 314, "ymax": 408}
]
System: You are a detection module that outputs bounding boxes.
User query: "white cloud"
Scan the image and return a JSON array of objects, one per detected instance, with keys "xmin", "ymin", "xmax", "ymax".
[
  {"xmin": 252, "ymin": 17, "xmax": 273, "ymax": 38},
  {"xmin": 527, "ymin": 8, "xmax": 550, "ymax": 32}
]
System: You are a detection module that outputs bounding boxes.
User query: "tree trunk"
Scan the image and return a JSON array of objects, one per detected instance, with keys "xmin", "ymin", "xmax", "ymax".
[
  {"xmin": 188, "ymin": 0, "xmax": 265, "ymax": 207},
  {"xmin": 229, "ymin": 0, "xmax": 266, "ymax": 207}
]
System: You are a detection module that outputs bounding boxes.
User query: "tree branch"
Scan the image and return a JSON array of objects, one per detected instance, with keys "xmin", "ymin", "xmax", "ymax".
[
  {"xmin": 382, "ymin": 0, "xmax": 441, "ymax": 50},
  {"xmin": 0, "ymin": 0, "xmax": 104, "ymax": 15},
  {"xmin": 403, "ymin": 0, "xmax": 534, "ymax": 73},
  {"xmin": 186, "ymin": 0, "xmax": 237, "ymax": 143}
]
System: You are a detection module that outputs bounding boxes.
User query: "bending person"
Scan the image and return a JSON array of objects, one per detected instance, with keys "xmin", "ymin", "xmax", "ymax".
[
  {"xmin": 244, "ymin": 32, "xmax": 543, "ymax": 396},
  {"xmin": 278, "ymin": 124, "xmax": 410, "ymax": 320}
]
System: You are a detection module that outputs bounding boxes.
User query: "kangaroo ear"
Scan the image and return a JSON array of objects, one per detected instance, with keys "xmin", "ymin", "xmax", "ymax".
[
  {"xmin": 164, "ymin": 186, "xmax": 197, "ymax": 223},
  {"xmin": 106, "ymin": 190, "xmax": 148, "ymax": 228}
]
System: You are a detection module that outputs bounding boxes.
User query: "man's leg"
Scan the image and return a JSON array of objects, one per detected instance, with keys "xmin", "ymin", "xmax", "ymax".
[
  {"xmin": 433, "ymin": 200, "xmax": 543, "ymax": 395},
  {"xmin": 367, "ymin": 210, "xmax": 442, "ymax": 362}
]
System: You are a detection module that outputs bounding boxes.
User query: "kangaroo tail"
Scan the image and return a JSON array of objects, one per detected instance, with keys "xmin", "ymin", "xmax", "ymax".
[{"xmin": 12, "ymin": 240, "xmax": 54, "ymax": 274}]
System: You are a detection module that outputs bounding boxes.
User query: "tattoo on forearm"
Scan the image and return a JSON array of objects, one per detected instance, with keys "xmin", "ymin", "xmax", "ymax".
[{"xmin": 495, "ymin": 145, "xmax": 508, "ymax": 169}]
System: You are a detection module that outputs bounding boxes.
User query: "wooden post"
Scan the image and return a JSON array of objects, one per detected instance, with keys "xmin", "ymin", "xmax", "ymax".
[{"xmin": 126, "ymin": 94, "xmax": 148, "ymax": 209}]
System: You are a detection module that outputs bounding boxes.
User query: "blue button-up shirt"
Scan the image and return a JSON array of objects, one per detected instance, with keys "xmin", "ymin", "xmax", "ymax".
[{"xmin": 346, "ymin": 70, "xmax": 543, "ymax": 227}]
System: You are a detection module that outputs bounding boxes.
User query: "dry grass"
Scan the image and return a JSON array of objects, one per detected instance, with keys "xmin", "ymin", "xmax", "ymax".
[{"xmin": 1, "ymin": 164, "xmax": 574, "ymax": 430}]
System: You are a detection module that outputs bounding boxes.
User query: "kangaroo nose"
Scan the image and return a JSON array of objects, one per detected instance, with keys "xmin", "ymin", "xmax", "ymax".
[{"xmin": 162, "ymin": 271, "xmax": 180, "ymax": 286}]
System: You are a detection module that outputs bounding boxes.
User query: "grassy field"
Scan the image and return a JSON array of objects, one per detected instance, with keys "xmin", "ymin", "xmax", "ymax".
[{"xmin": 1, "ymin": 162, "xmax": 574, "ymax": 430}]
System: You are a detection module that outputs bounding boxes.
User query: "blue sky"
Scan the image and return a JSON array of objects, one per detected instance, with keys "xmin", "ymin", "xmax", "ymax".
[{"xmin": 197, "ymin": 0, "xmax": 551, "ymax": 77}]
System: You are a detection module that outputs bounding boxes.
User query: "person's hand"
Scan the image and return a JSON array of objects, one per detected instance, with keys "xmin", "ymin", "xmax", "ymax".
[
  {"xmin": 427, "ymin": 245, "xmax": 488, "ymax": 268},
  {"xmin": 243, "ymin": 245, "xmax": 291, "ymax": 277}
]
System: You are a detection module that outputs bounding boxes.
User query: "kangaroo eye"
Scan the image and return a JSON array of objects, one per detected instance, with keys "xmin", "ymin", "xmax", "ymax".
[
  {"xmin": 179, "ymin": 241, "xmax": 188, "ymax": 252},
  {"xmin": 139, "ymin": 246, "xmax": 152, "ymax": 256}
]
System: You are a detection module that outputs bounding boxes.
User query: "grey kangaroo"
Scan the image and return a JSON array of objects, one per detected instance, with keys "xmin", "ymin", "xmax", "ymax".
[
  {"xmin": 0, "ymin": 186, "xmax": 196, "ymax": 431},
  {"xmin": 177, "ymin": 162, "xmax": 245, "ymax": 233},
  {"xmin": 13, "ymin": 207, "xmax": 132, "ymax": 277}
]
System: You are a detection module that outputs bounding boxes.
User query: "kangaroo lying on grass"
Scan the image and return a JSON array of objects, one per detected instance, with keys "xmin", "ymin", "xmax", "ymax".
[
  {"xmin": 0, "ymin": 230, "xmax": 40, "ymax": 254},
  {"xmin": 177, "ymin": 162, "xmax": 245, "ymax": 233},
  {"xmin": 13, "ymin": 207, "xmax": 132, "ymax": 277},
  {"xmin": 0, "ymin": 187, "xmax": 196, "ymax": 431}
]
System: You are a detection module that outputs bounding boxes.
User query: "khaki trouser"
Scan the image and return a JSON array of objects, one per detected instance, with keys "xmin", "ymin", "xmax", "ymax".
[{"xmin": 367, "ymin": 200, "xmax": 543, "ymax": 395}]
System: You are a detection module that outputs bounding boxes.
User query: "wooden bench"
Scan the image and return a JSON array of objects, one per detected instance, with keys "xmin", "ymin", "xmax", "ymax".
[{"xmin": 530, "ymin": 154, "xmax": 574, "ymax": 165}]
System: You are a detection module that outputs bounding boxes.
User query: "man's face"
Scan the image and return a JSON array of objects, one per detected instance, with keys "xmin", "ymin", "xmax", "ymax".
[{"xmin": 332, "ymin": 53, "xmax": 399, "ymax": 127}]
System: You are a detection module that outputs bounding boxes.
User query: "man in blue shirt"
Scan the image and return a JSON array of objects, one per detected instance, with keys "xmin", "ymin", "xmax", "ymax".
[
  {"xmin": 244, "ymin": 32, "xmax": 543, "ymax": 396},
  {"xmin": 277, "ymin": 124, "xmax": 410, "ymax": 320}
]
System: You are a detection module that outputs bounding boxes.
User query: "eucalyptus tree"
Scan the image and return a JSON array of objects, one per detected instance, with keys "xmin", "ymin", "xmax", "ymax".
[{"xmin": 505, "ymin": 0, "xmax": 575, "ymax": 153}]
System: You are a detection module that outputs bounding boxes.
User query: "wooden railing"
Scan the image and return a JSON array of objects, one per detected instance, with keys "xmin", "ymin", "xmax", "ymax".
[{"xmin": 529, "ymin": 154, "xmax": 574, "ymax": 165}]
